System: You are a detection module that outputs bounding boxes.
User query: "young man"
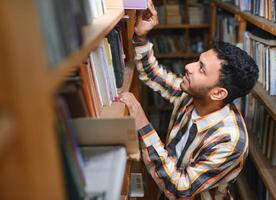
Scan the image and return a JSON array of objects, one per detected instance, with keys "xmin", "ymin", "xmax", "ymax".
[{"xmin": 119, "ymin": 1, "xmax": 259, "ymax": 199}]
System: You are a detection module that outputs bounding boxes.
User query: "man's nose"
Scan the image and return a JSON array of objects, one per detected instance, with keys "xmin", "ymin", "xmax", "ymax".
[{"xmin": 185, "ymin": 64, "xmax": 192, "ymax": 74}]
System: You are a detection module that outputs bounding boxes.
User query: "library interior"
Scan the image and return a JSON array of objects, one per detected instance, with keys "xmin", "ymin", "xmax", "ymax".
[{"xmin": 0, "ymin": 0, "xmax": 275, "ymax": 199}]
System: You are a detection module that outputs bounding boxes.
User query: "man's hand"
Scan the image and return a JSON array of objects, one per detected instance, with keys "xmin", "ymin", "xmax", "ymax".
[
  {"xmin": 119, "ymin": 92, "xmax": 149, "ymax": 130},
  {"xmin": 134, "ymin": 0, "xmax": 158, "ymax": 40}
]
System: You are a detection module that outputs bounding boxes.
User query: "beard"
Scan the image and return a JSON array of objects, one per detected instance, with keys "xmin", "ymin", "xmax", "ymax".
[{"xmin": 181, "ymin": 81, "xmax": 211, "ymax": 101}]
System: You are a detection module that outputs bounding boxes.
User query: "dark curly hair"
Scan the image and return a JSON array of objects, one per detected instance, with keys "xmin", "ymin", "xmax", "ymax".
[{"xmin": 213, "ymin": 41, "xmax": 259, "ymax": 105}]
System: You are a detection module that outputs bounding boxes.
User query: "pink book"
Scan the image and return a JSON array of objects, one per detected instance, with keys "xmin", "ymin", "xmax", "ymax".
[{"xmin": 123, "ymin": 0, "xmax": 147, "ymax": 9}]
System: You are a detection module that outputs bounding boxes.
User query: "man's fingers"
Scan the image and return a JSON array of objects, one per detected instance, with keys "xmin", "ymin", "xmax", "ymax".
[{"xmin": 147, "ymin": 0, "xmax": 157, "ymax": 15}]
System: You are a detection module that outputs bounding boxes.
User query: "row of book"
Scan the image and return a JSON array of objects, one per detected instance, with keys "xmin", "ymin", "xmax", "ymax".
[
  {"xmin": 215, "ymin": 13, "xmax": 239, "ymax": 45},
  {"xmin": 149, "ymin": 33, "xmax": 205, "ymax": 55},
  {"xmin": 233, "ymin": 0, "xmax": 276, "ymax": 22},
  {"xmin": 61, "ymin": 26, "xmax": 126, "ymax": 118},
  {"xmin": 37, "ymin": 0, "xmax": 147, "ymax": 66},
  {"xmin": 243, "ymin": 30, "xmax": 276, "ymax": 95},
  {"xmin": 188, "ymin": 3, "xmax": 210, "ymax": 24},
  {"xmin": 155, "ymin": 0, "xmax": 185, "ymax": 24},
  {"xmin": 149, "ymin": 34, "xmax": 187, "ymax": 54},
  {"xmin": 242, "ymin": 95, "xmax": 276, "ymax": 166},
  {"xmin": 155, "ymin": 1, "xmax": 210, "ymax": 25}
]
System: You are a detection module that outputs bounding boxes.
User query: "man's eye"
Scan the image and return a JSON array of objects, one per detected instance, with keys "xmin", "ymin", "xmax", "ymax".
[{"xmin": 199, "ymin": 65, "xmax": 204, "ymax": 73}]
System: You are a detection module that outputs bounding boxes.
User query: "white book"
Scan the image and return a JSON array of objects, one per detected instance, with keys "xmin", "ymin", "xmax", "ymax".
[
  {"xmin": 269, "ymin": 47, "xmax": 276, "ymax": 95},
  {"xmin": 90, "ymin": 45, "xmax": 112, "ymax": 106},
  {"xmin": 81, "ymin": 146, "xmax": 127, "ymax": 200},
  {"xmin": 88, "ymin": 0, "xmax": 99, "ymax": 19},
  {"xmin": 266, "ymin": 47, "xmax": 270, "ymax": 91},
  {"xmin": 97, "ymin": 41, "xmax": 115, "ymax": 103},
  {"xmin": 101, "ymin": 39, "xmax": 118, "ymax": 100}
]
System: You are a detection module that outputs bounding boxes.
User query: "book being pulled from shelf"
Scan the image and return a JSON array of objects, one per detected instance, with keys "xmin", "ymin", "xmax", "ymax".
[{"xmin": 106, "ymin": 0, "xmax": 148, "ymax": 9}]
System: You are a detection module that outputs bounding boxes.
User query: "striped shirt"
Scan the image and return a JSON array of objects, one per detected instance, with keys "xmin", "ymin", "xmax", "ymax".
[{"xmin": 134, "ymin": 40, "xmax": 249, "ymax": 200}]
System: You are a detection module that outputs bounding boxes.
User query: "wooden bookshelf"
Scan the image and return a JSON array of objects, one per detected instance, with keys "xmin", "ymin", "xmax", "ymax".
[
  {"xmin": 252, "ymin": 82, "xmax": 276, "ymax": 120},
  {"xmin": 156, "ymin": 52, "xmax": 200, "ymax": 59},
  {"xmin": 49, "ymin": 8, "xmax": 125, "ymax": 92},
  {"xmin": 248, "ymin": 132, "xmax": 276, "ymax": 200},
  {"xmin": 0, "ymin": 1, "xmax": 137, "ymax": 199},
  {"xmin": 155, "ymin": 24, "xmax": 210, "ymax": 29},
  {"xmin": 241, "ymin": 12, "xmax": 276, "ymax": 35},
  {"xmin": 213, "ymin": 0, "xmax": 276, "ymax": 35},
  {"xmin": 213, "ymin": 0, "xmax": 240, "ymax": 14},
  {"xmin": 211, "ymin": 1, "xmax": 276, "ymax": 199}
]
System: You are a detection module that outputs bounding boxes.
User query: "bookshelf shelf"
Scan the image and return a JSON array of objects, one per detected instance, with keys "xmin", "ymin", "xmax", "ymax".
[
  {"xmin": 49, "ymin": 8, "xmax": 125, "ymax": 92},
  {"xmin": 100, "ymin": 102, "xmax": 127, "ymax": 118},
  {"xmin": 241, "ymin": 12, "xmax": 276, "ymax": 35},
  {"xmin": 252, "ymin": 82, "xmax": 276, "ymax": 120},
  {"xmin": 155, "ymin": 24, "xmax": 210, "ymax": 29},
  {"xmin": 213, "ymin": 0, "xmax": 276, "ymax": 35},
  {"xmin": 236, "ymin": 172, "xmax": 257, "ymax": 200},
  {"xmin": 248, "ymin": 132, "xmax": 276, "ymax": 200},
  {"xmin": 156, "ymin": 52, "xmax": 200, "ymax": 59},
  {"xmin": 213, "ymin": 0, "xmax": 240, "ymax": 14}
]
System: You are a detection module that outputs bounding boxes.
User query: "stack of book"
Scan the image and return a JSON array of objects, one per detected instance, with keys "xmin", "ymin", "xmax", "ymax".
[
  {"xmin": 188, "ymin": 4, "xmax": 203, "ymax": 24},
  {"xmin": 166, "ymin": 1, "xmax": 182, "ymax": 24}
]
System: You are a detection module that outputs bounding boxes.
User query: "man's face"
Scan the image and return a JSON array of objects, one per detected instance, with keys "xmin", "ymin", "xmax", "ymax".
[{"xmin": 180, "ymin": 49, "xmax": 223, "ymax": 100}]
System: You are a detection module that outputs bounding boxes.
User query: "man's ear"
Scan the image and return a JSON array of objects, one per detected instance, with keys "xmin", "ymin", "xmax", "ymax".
[{"xmin": 209, "ymin": 87, "xmax": 228, "ymax": 101}]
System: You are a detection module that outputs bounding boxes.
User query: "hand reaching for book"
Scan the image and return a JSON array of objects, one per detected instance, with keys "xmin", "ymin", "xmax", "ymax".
[
  {"xmin": 118, "ymin": 92, "xmax": 149, "ymax": 130},
  {"xmin": 134, "ymin": 0, "xmax": 158, "ymax": 40}
]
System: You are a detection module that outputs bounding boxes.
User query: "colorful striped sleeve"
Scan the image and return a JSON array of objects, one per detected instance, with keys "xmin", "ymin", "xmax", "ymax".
[
  {"xmin": 133, "ymin": 40, "xmax": 184, "ymax": 105},
  {"xmin": 138, "ymin": 123, "xmax": 245, "ymax": 199}
]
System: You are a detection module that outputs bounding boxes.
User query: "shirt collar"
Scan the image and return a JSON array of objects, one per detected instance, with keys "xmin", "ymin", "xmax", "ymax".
[{"xmin": 192, "ymin": 104, "xmax": 230, "ymax": 132}]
